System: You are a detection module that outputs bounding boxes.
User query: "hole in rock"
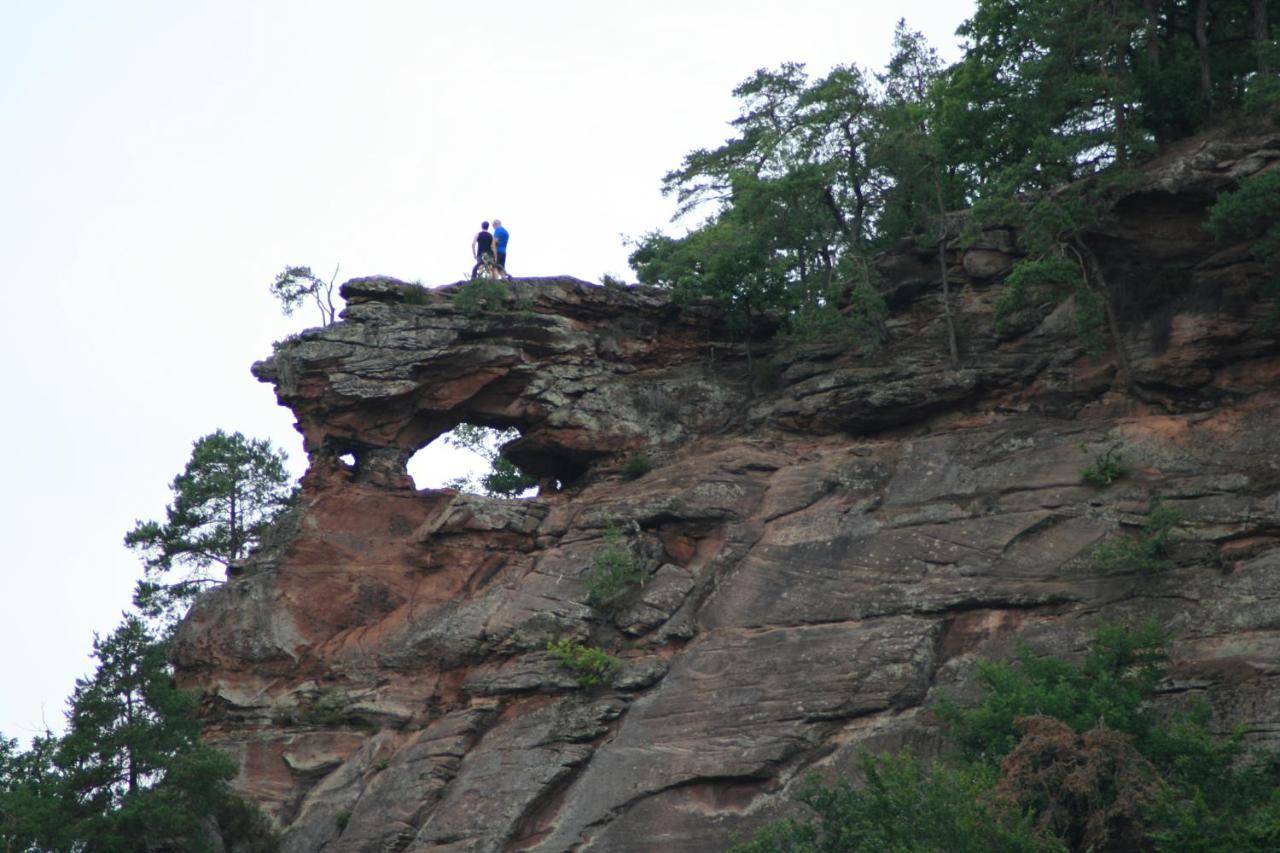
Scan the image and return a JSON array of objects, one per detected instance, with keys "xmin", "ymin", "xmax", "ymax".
[
  {"xmin": 339, "ymin": 452, "xmax": 356, "ymax": 468},
  {"xmin": 407, "ymin": 424, "xmax": 538, "ymax": 498}
]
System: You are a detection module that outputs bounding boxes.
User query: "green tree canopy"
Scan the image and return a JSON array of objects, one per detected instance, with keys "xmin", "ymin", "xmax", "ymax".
[
  {"xmin": 442, "ymin": 424, "xmax": 539, "ymax": 498},
  {"xmin": 270, "ymin": 264, "xmax": 340, "ymax": 326},
  {"xmin": 125, "ymin": 430, "xmax": 294, "ymax": 620},
  {"xmin": 1, "ymin": 617, "xmax": 277, "ymax": 850}
]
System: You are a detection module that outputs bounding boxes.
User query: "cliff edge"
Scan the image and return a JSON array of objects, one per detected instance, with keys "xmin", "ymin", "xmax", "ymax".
[{"xmin": 174, "ymin": 132, "xmax": 1280, "ymax": 851}]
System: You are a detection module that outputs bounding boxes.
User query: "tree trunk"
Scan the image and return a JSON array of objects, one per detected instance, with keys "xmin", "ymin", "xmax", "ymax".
[
  {"xmin": 821, "ymin": 186, "xmax": 852, "ymax": 240},
  {"xmin": 1254, "ymin": 0, "xmax": 1271, "ymax": 75},
  {"xmin": 934, "ymin": 175, "xmax": 960, "ymax": 368},
  {"xmin": 1142, "ymin": 0, "xmax": 1162, "ymax": 68},
  {"xmin": 1073, "ymin": 239, "xmax": 1134, "ymax": 390},
  {"xmin": 125, "ymin": 691, "xmax": 138, "ymax": 794},
  {"xmin": 841, "ymin": 123, "xmax": 867, "ymax": 244},
  {"xmin": 850, "ymin": 177, "xmax": 867, "ymax": 246},
  {"xmin": 1195, "ymin": 0, "xmax": 1214, "ymax": 120},
  {"xmin": 228, "ymin": 488, "xmax": 239, "ymax": 563}
]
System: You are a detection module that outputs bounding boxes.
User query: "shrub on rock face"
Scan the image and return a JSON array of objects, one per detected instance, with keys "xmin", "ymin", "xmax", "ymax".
[
  {"xmin": 938, "ymin": 621, "xmax": 1170, "ymax": 760},
  {"xmin": 739, "ymin": 623, "xmax": 1280, "ymax": 851},
  {"xmin": 1080, "ymin": 444, "xmax": 1126, "ymax": 486},
  {"xmin": 454, "ymin": 278, "xmax": 509, "ymax": 316},
  {"xmin": 621, "ymin": 453, "xmax": 652, "ymax": 481},
  {"xmin": 1091, "ymin": 500, "xmax": 1184, "ymax": 574},
  {"xmin": 585, "ymin": 524, "xmax": 647, "ymax": 610},
  {"xmin": 1209, "ymin": 169, "xmax": 1280, "ymax": 323},
  {"xmin": 545, "ymin": 639, "xmax": 621, "ymax": 689},
  {"xmin": 729, "ymin": 752, "xmax": 1062, "ymax": 853}
]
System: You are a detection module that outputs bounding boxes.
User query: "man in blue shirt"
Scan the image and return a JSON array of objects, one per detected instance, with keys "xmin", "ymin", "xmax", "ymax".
[{"xmin": 493, "ymin": 219, "xmax": 510, "ymax": 272}]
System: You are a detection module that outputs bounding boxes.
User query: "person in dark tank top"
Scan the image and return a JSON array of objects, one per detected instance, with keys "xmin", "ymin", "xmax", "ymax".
[{"xmin": 472, "ymin": 221, "xmax": 494, "ymax": 262}]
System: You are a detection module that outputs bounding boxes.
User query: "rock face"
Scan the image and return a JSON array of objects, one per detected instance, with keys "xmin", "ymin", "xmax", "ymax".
[{"xmin": 174, "ymin": 132, "xmax": 1280, "ymax": 851}]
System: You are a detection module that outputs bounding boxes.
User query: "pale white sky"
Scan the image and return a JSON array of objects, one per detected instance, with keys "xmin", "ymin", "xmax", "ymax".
[{"xmin": 0, "ymin": 1, "xmax": 973, "ymax": 739}]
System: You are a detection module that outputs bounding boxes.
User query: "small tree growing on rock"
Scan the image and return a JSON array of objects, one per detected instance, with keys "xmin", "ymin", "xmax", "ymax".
[
  {"xmin": 270, "ymin": 264, "xmax": 341, "ymax": 326},
  {"xmin": 585, "ymin": 523, "xmax": 647, "ymax": 612}
]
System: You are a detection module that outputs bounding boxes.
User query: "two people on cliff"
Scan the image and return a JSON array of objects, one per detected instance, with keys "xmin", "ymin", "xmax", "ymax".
[{"xmin": 472, "ymin": 220, "xmax": 510, "ymax": 274}]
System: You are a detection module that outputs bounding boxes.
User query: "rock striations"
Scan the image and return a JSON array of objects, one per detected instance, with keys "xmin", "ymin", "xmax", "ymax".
[{"xmin": 174, "ymin": 132, "xmax": 1280, "ymax": 851}]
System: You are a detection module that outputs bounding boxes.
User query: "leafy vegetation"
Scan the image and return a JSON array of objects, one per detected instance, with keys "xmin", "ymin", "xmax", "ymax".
[
  {"xmin": 1081, "ymin": 444, "xmax": 1127, "ymax": 486},
  {"xmin": 271, "ymin": 264, "xmax": 341, "ymax": 326},
  {"xmin": 1208, "ymin": 168, "xmax": 1280, "ymax": 323},
  {"xmin": 621, "ymin": 453, "xmax": 652, "ymax": 481},
  {"xmin": 632, "ymin": 4, "xmax": 1278, "ymax": 364},
  {"xmin": 730, "ymin": 752, "xmax": 1060, "ymax": 853},
  {"xmin": 1091, "ymin": 500, "xmax": 1186, "ymax": 573},
  {"xmin": 0, "ymin": 617, "xmax": 278, "ymax": 851},
  {"xmin": 5, "ymin": 427, "xmax": 287, "ymax": 849},
  {"xmin": 545, "ymin": 638, "xmax": 621, "ymax": 689},
  {"xmin": 454, "ymin": 277, "xmax": 509, "ymax": 316},
  {"xmin": 125, "ymin": 430, "xmax": 294, "ymax": 623},
  {"xmin": 739, "ymin": 622, "xmax": 1280, "ymax": 851},
  {"xmin": 584, "ymin": 523, "xmax": 648, "ymax": 611},
  {"xmin": 442, "ymin": 423, "xmax": 538, "ymax": 498}
]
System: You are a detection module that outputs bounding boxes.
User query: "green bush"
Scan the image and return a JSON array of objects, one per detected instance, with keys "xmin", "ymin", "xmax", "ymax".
[
  {"xmin": 584, "ymin": 524, "xmax": 647, "ymax": 610},
  {"xmin": 785, "ymin": 280, "xmax": 888, "ymax": 351},
  {"xmin": 1091, "ymin": 500, "xmax": 1185, "ymax": 574},
  {"xmin": 1209, "ymin": 169, "xmax": 1280, "ymax": 249},
  {"xmin": 729, "ymin": 752, "xmax": 1062, "ymax": 853},
  {"xmin": 454, "ymin": 278, "xmax": 509, "ymax": 316},
  {"xmin": 1080, "ymin": 444, "xmax": 1126, "ymax": 486},
  {"xmin": 740, "ymin": 623, "xmax": 1280, "ymax": 851},
  {"xmin": 994, "ymin": 257, "xmax": 1079, "ymax": 337},
  {"xmin": 1208, "ymin": 169, "xmax": 1280, "ymax": 326},
  {"xmin": 545, "ymin": 638, "xmax": 621, "ymax": 689},
  {"xmin": 937, "ymin": 621, "xmax": 1170, "ymax": 761},
  {"xmin": 1242, "ymin": 72, "xmax": 1280, "ymax": 121},
  {"xmin": 936, "ymin": 622, "xmax": 1280, "ymax": 850},
  {"xmin": 621, "ymin": 453, "xmax": 652, "ymax": 481},
  {"xmin": 401, "ymin": 285, "xmax": 430, "ymax": 306}
]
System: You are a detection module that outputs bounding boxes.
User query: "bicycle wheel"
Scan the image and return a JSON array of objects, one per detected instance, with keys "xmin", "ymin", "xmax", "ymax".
[{"xmin": 471, "ymin": 260, "xmax": 493, "ymax": 279}]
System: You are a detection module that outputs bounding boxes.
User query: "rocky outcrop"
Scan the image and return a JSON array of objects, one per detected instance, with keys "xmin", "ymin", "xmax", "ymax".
[{"xmin": 175, "ymin": 132, "xmax": 1280, "ymax": 851}]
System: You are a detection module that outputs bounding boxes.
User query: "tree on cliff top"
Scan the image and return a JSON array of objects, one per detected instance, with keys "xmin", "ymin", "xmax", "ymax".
[
  {"xmin": 125, "ymin": 430, "xmax": 294, "ymax": 622},
  {"xmin": 270, "ymin": 264, "xmax": 340, "ymax": 326}
]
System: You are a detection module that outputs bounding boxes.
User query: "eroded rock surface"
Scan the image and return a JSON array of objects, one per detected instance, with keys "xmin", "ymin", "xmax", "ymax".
[{"xmin": 175, "ymin": 132, "xmax": 1280, "ymax": 851}]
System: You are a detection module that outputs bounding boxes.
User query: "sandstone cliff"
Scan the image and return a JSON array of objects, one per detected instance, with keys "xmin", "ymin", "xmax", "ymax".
[{"xmin": 174, "ymin": 132, "xmax": 1280, "ymax": 852}]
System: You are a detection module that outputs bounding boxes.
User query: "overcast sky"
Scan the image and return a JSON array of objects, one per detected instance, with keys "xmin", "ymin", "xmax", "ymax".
[{"xmin": 0, "ymin": 0, "xmax": 974, "ymax": 740}]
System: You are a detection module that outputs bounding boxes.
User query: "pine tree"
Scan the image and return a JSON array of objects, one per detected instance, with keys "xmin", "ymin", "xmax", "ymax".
[
  {"xmin": 2, "ymin": 617, "xmax": 277, "ymax": 851},
  {"xmin": 125, "ymin": 430, "xmax": 293, "ymax": 621}
]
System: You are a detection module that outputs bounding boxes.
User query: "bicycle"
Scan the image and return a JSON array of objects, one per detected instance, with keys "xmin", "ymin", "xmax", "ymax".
[{"xmin": 470, "ymin": 252, "xmax": 510, "ymax": 280}]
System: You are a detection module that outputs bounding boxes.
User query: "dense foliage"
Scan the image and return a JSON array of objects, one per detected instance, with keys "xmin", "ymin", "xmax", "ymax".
[
  {"xmin": 730, "ymin": 753, "xmax": 1061, "ymax": 852},
  {"xmin": 125, "ymin": 430, "xmax": 294, "ymax": 621},
  {"xmin": 735, "ymin": 623, "xmax": 1280, "ymax": 851},
  {"xmin": 1208, "ymin": 167, "xmax": 1280, "ymax": 318},
  {"xmin": 545, "ymin": 638, "xmax": 622, "ymax": 689},
  {"xmin": 0, "ymin": 617, "xmax": 277, "ymax": 851},
  {"xmin": 632, "ymin": 3, "xmax": 1277, "ymax": 353}
]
